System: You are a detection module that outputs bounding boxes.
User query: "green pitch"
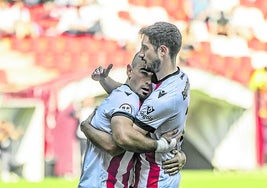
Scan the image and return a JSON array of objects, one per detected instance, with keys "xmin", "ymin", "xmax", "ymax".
[
  {"xmin": 0, "ymin": 170, "xmax": 266, "ymax": 188},
  {"xmin": 180, "ymin": 170, "xmax": 266, "ymax": 188}
]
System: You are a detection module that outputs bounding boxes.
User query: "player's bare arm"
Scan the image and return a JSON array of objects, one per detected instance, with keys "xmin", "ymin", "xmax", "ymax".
[
  {"xmin": 82, "ymin": 109, "xmax": 183, "ymax": 175},
  {"xmin": 112, "ymin": 116, "xmax": 186, "ymax": 174},
  {"xmin": 111, "ymin": 116, "xmax": 177, "ymax": 153},
  {"xmin": 80, "ymin": 108, "xmax": 124, "ymax": 156},
  {"xmin": 91, "ymin": 64, "xmax": 122, "ymax": 94},
  {"xmin": 111, "ymin": 116, "xmax": 155, "ymax": 153}
]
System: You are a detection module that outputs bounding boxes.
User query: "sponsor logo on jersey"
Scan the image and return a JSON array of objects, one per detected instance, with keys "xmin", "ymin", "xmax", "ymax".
[
  {"xmin": 119, "ymin": 103, "xmax": 132, "ymax": 113},
  {"xmin": 146, "ymin": 106, "xmax": 155, "ymax": 114},
  {"xmin": 158, "ymin": 90, "xmax": 167, "ymax": 98},
  {"xmin": 139, "ymin": 106, "xmax": 154, "ymax": 120},
  {"xmin": 139, "ymin": 111, "xmax": 153, "ymax": 120}
]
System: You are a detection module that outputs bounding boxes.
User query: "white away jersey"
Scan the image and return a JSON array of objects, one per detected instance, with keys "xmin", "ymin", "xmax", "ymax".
[
  {"xmin": 133, "ymin": 68, "xmax": 190, "ymax": 188},
  {"xmin": 78, "ymin": 84, "xmax": 141, "ymax": 188}
]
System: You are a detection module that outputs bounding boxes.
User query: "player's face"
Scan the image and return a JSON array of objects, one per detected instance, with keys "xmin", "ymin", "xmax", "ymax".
[
  {"xmin": 128, "ymin": 61, "xmax": 153, "ymax": 101},
  {"xmin": 138, "ymin": 35, "xmax": 162, "ymax": 73}
]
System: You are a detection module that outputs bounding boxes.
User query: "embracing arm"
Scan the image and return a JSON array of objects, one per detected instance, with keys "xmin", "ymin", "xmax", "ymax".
[
  {"xmin": 111, "ymin": 116, "xmax": 185, "ymax": 175},
  {"xmin": 111, "ymin": 116, "xmax": 177, "ymax": 153},
  {"xmin": 99, "ymin": 76, "xmax": 122, "ymax": 94},
  {"xmin": 80, "ymin": 110, "xmax": 125, "ymax": 156},
  {"xmin": 111, "ymin": 116, "xmax": 155, "ymax": 152}
]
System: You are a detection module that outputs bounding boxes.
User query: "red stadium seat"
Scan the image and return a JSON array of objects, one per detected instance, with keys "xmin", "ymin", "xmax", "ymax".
[
  {"xmin": 146, "ymin": 0, "xmax": 163, "ymax": 7},
  {"xmin": 248, "ymin": 37, "xmax": 265, "ymax": 51},
  {"xmin": 0, "ymin": 70, "xmax": 7, "ymax": 84},
  {"xmin": 83, "ymin": 38, "xmax": 102, "ymax": 52},
  {"xmin": 54, "ymin": 52, "xmax": 73, "ymax": 73},
  {"xmin": 128, "ymin": 0, "xmax": 147, "ymax": 6},
  {"xmin": 210, "ymin": 54, "xmax": 226, "ymax": 76},
  {"xmin": 103, "ymin": 40, "xmax": 120, "ymax": 53},
  {"xmin": 52, "ymin": 37, "xmax": 67, "ymax": 53},
  {"xmin": 163, "ymin": 0, "xmax": 188, "ymax": 21},
  {"xmin": 32, "ymin": 36, "xmax": 52, "ymax": 53},
  {"xmin": 224, "ymin": 56, "xmax": 241, "ymax": 80},
  {"xmin": 199, "ymin": 41, "xmax": 211, "ymax": 53},
  {"xmin": 232, "ymin": 56, "xmax": 254, "ymax": 85},
  {"xmin": 10, "ymin": 37, "xmax": 32, "ymax": 53},
  {"xmin": 35, "ymin": 51, "xmax": 57, "ymax": 69},
  {"xmin": 186, "ymin": 51, "xmax": 210, "ymax": 71}
]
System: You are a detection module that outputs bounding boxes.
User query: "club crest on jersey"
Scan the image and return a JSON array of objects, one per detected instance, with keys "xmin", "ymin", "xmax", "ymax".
[
  {"xmin": 158, "ymin": 90, "xmax": 167, "ymax": 98},
  {"xmin": 119, "ymin": 103, "xmax": 132, "ymax": 113}
]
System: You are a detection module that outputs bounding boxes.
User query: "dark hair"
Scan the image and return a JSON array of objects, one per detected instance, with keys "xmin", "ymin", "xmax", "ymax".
[
  {"xmin": 139, "ymin": 22, "xmax": 182, "ymax": 60},
  {"xmin": 131, "ymin": 52, "xmax": 141, "ymax": 68}
]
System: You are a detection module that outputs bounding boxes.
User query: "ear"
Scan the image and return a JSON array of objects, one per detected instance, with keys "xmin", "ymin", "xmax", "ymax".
[
  {"xmin": 159, "ymin": 45, "xmax": 168, "ymax": 56},
  {"xmin": 126, "ymin": 64, "xmax": 132, "ymax": 77}
]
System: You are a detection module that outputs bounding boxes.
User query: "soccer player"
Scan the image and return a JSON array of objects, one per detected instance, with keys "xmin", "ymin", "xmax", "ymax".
[
  {"xmin": 78, "ymin": 53, "xmax": 179, "ymax": 188},
  {"xmin": 84, "ymin": 21, "xmax": 190, "ymax": 187},
  {"xmin": 133, "ymin": 21, "xmax": 190, "ymax": 187}
]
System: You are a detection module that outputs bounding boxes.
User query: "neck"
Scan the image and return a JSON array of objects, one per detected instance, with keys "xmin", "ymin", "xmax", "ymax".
[{"xmin": 156, "ymin": 59, "xmax": 177, "ymax": 80}]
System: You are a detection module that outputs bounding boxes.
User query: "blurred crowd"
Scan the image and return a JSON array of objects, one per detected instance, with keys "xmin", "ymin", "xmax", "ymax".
[
  {"xmin": 0, "ymin": 0, "xmax": 267, "ymax": 58},
  {"xmin": 0, "ymin": 0, "xmax": 267, "ymax": 68}
]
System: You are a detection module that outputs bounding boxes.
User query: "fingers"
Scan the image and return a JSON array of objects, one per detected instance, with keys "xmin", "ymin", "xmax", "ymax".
[
  {"xmin": 173, "ymin": 128, "xmax": 179, "ymax": 135},
  {"xmin": 106, "ymin": 64, "xmax": 113, "ymax": 74},
  {"xmin": 162, "ymin": 150, "xmax": 186, "ymax": 175},
  {"xmin": 92, "ymin": 66, "xmax": 104, "ymax": 79},
  {"xmin": 91, "ymin": 68, "xmax": 100, "ymax": 80},
  {"xmin": 171, "ymin": 149, "xmax": 178, "ymax": 155},
  {"xmin": 81, "ymin": 108, "xmax": 97, "ymax": 132},
  {"xmin": 86, "ymin": 107, "xmax": 97, "ymax": 122},
  {"xmin": 175, "ymin": 131, "xmax": 184, "ymax": 143},
  {"xmin": 90, "ymin": 107, "xmax": 97, "ymax": 117},
  {"xmin": 161, "ymin": 128, "xmax": 179, "ymax": 142},
  {"xmin": 162, "ymin": 161, "xmax": 182, "ymax": 175},
  {"xmin": 91, "ymin": 65, "xmax": 112, "ymax": 81},
  {"xmin": 164, "ymin": 167, "xmax": 180, "ymax": 176},
  {"xmin": 80, "ymin": 120, "xmax": 87, "ymax": 132},
  {"xmin": 162, "ymin": 152, "xmax": 177, "ymax": 165}
]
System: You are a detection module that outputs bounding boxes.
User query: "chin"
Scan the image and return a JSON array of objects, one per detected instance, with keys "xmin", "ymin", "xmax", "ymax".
[{"xmin": 139, "ymin": 95, "xmax": 147, "ymax": 101}]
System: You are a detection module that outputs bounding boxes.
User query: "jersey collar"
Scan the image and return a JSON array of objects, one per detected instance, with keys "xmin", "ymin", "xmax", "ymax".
[{"xmin": 152, "ymin": 67, "xmax": 180, "ymax": 84}]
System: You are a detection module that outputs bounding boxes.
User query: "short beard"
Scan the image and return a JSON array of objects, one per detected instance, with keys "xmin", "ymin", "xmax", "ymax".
[{"xmin": 151, "ymin": 59, "xmax": 161, "ymax": 73}]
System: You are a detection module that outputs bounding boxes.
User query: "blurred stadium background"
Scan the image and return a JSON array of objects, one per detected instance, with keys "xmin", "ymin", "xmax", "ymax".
[{"xmin": 0, "ymin": 0, "xmax": 267, "ymax": 186}]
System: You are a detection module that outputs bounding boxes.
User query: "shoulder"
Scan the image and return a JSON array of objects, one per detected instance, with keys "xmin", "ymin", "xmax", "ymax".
[{"xmin": 112, "ymin": 85, "xmax": 139, "ymax": 100}]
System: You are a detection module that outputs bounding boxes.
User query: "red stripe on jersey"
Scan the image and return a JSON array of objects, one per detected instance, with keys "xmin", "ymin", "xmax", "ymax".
[
  {"xmin": 146, "ymin": 152, "xmax": 160, "ymax": 187},
  {"xmin": 107, "ymin": 153, "xmax": 134, "ymax": 187},
  {"xmin": 133, "ymin": 153, "xmax": 160, "ymax": 187},
  {"xmin": 155, "ymin": 83, "xmax": 162, "ymax": 90},
  {"xmin": 133, "ymin": 154, "xmax": 141, "ymax": 188},
  {"xmin": 107, "ymin": 154, "xmax": 123, "ymax": 187},
  {"xmin": 139, "ymin": 100, "xmax": 142, "ymax": 109}
]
